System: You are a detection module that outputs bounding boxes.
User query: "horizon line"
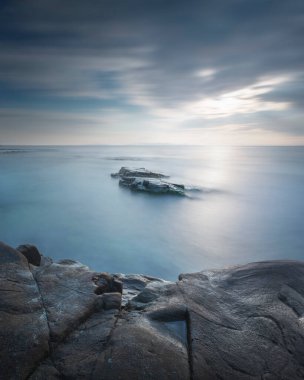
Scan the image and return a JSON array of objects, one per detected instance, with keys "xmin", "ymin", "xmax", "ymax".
[{"xmin": 1, "ymin": 144, "xmax": 304, "ymax": 148}]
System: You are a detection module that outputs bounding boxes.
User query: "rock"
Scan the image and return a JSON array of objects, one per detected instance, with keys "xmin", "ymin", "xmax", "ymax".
[
  {"xmin": 16, "ymin": 244, "xmax": 42, "ymax": 266},
  {"xmin": 0, "ymin": 242, "xmax": 49, "ymax": 379},
  {"xmin": 1, "ymin": 242, "xmax": 304, "ymax": 379},
  {"xmin": 40, "ymin": 255, "xmax": 53, "ymax": 266},
  {"xmin": 92, "ymin": 272, "xmax": 123, "ymax": 295},
  {"xmin": 111, "ymin": 167, "xmax": 186, "ymax": 195},
  {"xmin": 102, "ymin": 292, "xmax": 122, "ymax": 310},
  {"xmin": 119, "ymin": 177, "xmax": 185, "ymax": 195},
  {"xmin": 177, "ymin": 261, "xmax": 304, "ymax": 379},
  {"xmin": 111, "ymin": 167, "xmax": 168, "ymax": 179},
  {"xmin": 30, "ymin": 310, "xmax": 118, "ymax": 380},
  {"xmin": 93, "ymin": 312, "xmax": 190, "ymax": 380},
  {"xmin": 115, "ymin": 273, "xmax": 165, "ymax": 306},
  {"xmin": 112, "ymin": 278, "xmax": 123, "ymax": 293},
  {"xmin": 31, "ymin": 259, "xmax": 103, "ymax": 344}
]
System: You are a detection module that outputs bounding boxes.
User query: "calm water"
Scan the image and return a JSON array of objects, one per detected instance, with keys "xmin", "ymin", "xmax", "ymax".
[{"xmin": 0, "ymin": 145, "xmax": 303, "ymax": 279}]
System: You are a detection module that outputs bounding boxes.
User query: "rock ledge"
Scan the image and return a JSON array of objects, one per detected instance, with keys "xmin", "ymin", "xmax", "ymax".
[{"xmin": 1, "ymin": 241, "xmax": 304, "ymax": 380}]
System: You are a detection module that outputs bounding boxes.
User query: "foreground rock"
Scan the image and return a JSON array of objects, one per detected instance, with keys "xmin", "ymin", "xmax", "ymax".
[
  {"xmin": 0, "ymin": 243, "xmax": 49, "ymax": 379},
  {"xmin": 112, "ymin": 167, "xmax": 186, "ymax": 195},
  {"xmin": 1, "ymin": 241, "xmax": 304, "ymax": 379}
]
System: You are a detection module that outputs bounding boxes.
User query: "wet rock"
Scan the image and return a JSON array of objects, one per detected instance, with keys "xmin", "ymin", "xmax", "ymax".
[
  {"xmin": 111, "ymin": 166, "xmax": 168, "ymax": 179},
  {"xmin": 119, "ymin": 177, "xmax": 185, "ymax": 195},
  {"xmin": 16, "ymin": 244, "xmax": 42, "ymax": 266},
  {"xmin": 111, "ymin": 167, "xmax": 186, "ymax": 195}
]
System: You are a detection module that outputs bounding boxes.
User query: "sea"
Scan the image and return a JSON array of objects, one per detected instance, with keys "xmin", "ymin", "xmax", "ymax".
[{"xmin": 0, "ymin": 145, "xmax": 303, "ymax": 280}]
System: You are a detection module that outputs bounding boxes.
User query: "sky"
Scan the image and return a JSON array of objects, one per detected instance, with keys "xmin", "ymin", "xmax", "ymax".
[{"xmin": 0, "ymin": 0, "xmax": 304, "ymax": 145}]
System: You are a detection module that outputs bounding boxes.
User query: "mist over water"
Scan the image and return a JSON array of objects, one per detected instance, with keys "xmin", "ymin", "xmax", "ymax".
[{"xmin": 0, "ymin": 145, "xmax": 303, "ymax": 279}]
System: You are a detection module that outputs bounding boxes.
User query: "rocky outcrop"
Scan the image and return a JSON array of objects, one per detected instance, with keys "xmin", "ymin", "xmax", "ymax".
[
  {"xmin": 111, "ymin": 167, "xmax": 169, "ymax": 179},
  {"xmin": 111, "ymin": 167, "xmax": 186, "ymax": 195},
  {"xmin": 0, "ymin": 242, "xmax": 49, "ymax": 379},
  {"xmin": 119, "ymin": 177, "xmax": 185, "ymax": 195},
  {"xmin": 1, "ymin": 241, "xmax": 304, "ymax": 379}
]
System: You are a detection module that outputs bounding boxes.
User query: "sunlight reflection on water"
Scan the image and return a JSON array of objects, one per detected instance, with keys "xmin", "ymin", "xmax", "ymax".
[{"xmin": 0, "ymin": 145, "xmax": 303, "ymax": 279}]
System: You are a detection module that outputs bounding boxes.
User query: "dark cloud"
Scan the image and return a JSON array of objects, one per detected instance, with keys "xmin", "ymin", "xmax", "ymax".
[{"xmin": 0, "ymin": 0, "xmax": 304, "ymax": 142}]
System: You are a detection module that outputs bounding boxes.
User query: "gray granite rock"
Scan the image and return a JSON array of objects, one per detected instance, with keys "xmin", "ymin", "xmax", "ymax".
[
  {"xmin": 177, "ymin": 261, "xmax": 304, "ymax": 379},
  {"xmin": 30, "ymin": 310, "xmax": 118, "ymax": 380},
  {"xmin": 31, "ymin": 260, "xmax": 121, "ymax": 345},
  {"xmin": 0, "ymin": 242, "xmax": 49, "ymax": 380},
  {"xmin": 1, "ymin": 242, "xmax": 304, "ymax": 380}
]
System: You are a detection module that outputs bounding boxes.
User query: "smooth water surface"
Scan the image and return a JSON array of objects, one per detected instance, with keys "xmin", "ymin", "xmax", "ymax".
[{"xmin": 0, "ymin": 145, "xmax": 303, "ymax": 279}]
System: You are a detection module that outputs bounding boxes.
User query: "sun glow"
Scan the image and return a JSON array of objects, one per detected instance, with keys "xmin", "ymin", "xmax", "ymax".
[{"xmin": 186, "ymin": 75, "xmax": 292, "ymax": 119}]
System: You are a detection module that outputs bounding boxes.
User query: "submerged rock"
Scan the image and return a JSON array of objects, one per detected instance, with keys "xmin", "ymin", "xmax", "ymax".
[
  {"xmin": 119, "ymin": 177, "xmax": 185, "ymax": 195},
  {"xmin": 112, "ymin": 167, "xmax": 185, "ymax": 195},
  {"xmin": 1, "ymin": 241, "xmax": 304, "ymax": 379},
  {"xmin": 111, "ymin": 166, "xmax": 168, "ymax": 179}
]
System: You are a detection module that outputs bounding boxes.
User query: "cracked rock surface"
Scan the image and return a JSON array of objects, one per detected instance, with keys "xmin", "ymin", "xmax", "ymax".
[{"xmin": 1, "ymin": 241, "xmax": 304, "ymax": 379}]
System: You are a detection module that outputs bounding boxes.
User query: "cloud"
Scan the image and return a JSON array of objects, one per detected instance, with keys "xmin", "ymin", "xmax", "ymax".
[
  {"xmin": 0, "ymin": 0, "xmax": 304, "ymax": 143},
  {"xmin": 183, "ymin": 75, "xmax": 293, "ymax": 119}
]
